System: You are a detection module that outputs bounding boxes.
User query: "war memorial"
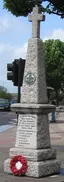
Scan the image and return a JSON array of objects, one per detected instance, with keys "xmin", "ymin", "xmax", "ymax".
[{"xmin": 4, "ymin": 5, "xmax": 60, "ymax": 178}]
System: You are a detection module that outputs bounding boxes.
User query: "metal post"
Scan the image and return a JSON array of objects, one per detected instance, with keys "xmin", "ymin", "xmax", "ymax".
[
  {"xmin": 17, "ymin": 60, "xmax": 21, "ymax": 103},
  {"xmin": 18, "ymin": 85, "xmax": 20, "ymax": 103},
  {"xmin": 17, "ymin": 60, "xmax": 21, "ymax": 124}
]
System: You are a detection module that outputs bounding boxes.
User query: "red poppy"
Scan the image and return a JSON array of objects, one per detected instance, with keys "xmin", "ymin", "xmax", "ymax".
[{"xmin": 10, "ymin": 155, "xmax": 28, "ymax": 176}]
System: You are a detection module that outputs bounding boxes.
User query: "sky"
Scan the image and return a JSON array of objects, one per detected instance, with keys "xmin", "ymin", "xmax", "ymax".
[{"xmin": 0, "ymin": 0, "xmax": 64, "ymax": 93}]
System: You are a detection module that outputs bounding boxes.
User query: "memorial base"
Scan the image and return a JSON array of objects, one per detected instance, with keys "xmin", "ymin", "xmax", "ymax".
[
  {"xmin": 4, "ymin": 104, "xmax": 60, "ymax": 177},
  {"xmin": 4, "ymin": 158, "xmax": 60, "ymax": 177}
]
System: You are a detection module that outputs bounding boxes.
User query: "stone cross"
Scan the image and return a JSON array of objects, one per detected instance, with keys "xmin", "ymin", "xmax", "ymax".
[{"xmin": 28, "ymin": 5, "xmax": 45, "ymax": 38}]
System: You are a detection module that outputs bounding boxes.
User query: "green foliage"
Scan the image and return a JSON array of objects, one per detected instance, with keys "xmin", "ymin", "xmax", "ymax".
[
  {"xmin": 45, "ymin": 0, "xmax": 64, "ymax": 18},
  {"xmin": 0, "ymin": 86, "xmax": 7, "ymax": 92},
  {"xmin": 3, "ymin": 0, "xmax": 64, "ymax": 18},
  {"xmin": 50, "ymin": 90, "xmax": 64, "ymax": 105},
  {"xmin": 3, "ymin": 0, "xmax": 42, "ymax": 17},
  {"xmin": 0, "ymin": 86, "xmax": 12, "ymax": 100},
  {"xmin": 44, "ymin": 39, "xmax": 64, "ymax": 105}
]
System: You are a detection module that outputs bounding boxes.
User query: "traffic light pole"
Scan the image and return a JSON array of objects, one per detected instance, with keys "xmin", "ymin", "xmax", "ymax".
[
  {"xmin": 17, "ymin": 60, "xmax": 21, "ymax": 103},
  {"xmin": 17, "ymin": 83, "xmax": 20, "ymax": 123},
  {"xmin": 17, "ymin": 61, "xmax": 21, "ymax": 124},
  {"xmin": 18, "ymin": 85, "xmax": 21, "ymax": 103}
]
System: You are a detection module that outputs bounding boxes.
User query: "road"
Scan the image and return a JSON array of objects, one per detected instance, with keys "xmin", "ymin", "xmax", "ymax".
[{"xmin": 0, "ymin": 111, "xmax": 17, "ymax": 126}]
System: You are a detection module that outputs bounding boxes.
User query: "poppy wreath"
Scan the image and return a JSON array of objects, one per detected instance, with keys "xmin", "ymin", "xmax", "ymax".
[{"xmin": 10, "ymin": 155, "xmax": 28, "ymax": 176}]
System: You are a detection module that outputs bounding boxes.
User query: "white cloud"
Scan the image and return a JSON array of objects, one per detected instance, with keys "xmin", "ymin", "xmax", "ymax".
[
  {"xmin": 0, "ymin": 42, "xmax": 28, "ymax": 59},
  {"xmin": 0, "ymin": 16, "xmax": 31, "ymax": 39},
  {"xmin": 43, "ymin": 29, "xmax": 64, "ymax": 42},
  {"xmin": 14, "ymin": 42, "xmax": 28, "ymax": 59},
  {"xmin": 0, "ymin": 18, "xmax": 10, "ymax": 33}
]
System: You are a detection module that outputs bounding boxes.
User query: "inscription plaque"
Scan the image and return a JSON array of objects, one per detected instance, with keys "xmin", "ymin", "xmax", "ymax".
[{"xmin": 16, "ymin": 115, "xmax": 37, "ymax": 148}]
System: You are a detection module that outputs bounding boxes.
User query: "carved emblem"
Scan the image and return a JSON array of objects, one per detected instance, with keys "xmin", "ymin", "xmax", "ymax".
[{"xmin": 24, "ymin": 72, "xmax": 36, "ymax": 86}]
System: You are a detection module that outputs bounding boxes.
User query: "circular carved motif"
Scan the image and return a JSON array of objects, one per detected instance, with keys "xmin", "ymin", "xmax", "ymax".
[{"xmin": 24, "ymin": 72, "xmax": 36, "ymax": 86}]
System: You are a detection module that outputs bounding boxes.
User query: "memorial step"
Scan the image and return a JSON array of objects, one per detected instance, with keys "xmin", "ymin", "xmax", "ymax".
[
  {"xmin": 9, "ymin": 147, "xmax": 56, "ymax": 161},
  {"xmin": 4, "ymin": 158, "xmax": 60, "ymax": 177}
]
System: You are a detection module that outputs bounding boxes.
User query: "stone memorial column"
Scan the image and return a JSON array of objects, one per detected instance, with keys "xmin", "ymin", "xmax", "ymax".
[{"xmin": 4, "ymin": 5, "xmax": 60, "ymax": 177}]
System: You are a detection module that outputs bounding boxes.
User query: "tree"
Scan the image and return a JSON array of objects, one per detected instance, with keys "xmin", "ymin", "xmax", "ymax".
[
  {"xmin": 3, "ymin": 0, "xmax": 64, "ymax": 18},
  {"xmin": 0, "ymin": 85, "xmax": 12, "ymax": 100},
  {"xmin": 0, "ymin": 86, "xmax": 7, "ymax": 92},
  {"xmin": 44, "ymin": 39, "xmax": 64, "ymax": 105}
]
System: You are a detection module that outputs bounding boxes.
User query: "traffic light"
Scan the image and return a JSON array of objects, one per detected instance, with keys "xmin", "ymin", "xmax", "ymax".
[
  {"xmin": 7, "ymin": 63, "xmax": 13, "ymax": 81},
  {"xmin": 7, "ymin": 60, "xmax": 18, "ymax": 86},
  {"xmin": 7, "ymin": 58, "xmax": 25, "ymax": 86},
  {"xmin": 17, "ymin": 58, "xmax": 25, "ymax": 86}
]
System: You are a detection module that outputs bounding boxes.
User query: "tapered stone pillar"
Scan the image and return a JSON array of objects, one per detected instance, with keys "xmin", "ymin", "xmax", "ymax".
[{"xmin": 4, "ymin": 5, "xmax": 60, "ymax": 177}]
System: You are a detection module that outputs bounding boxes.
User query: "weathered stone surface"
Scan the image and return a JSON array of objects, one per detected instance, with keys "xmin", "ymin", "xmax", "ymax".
[
  {"xmin": 4, "ymin": 159, "xmax": 11, "ymax": 174},
  {"xmin": 4, "ymin": 158, "xmax": 60, "ymax": 177},
  {"xmin": 21, "ymin": 38, "xmax": 48, "ymax": 104},
  {"xmin": 26, "ymin": 160, "xmax": 60, "ymax": 177},
  {"xmin": 11, "ymin": 103, "xmax": 56, "ymax": 114},
  {"xmin": 15, "ymin": 114, "xmax": 50, "ymax": 149},
  {"xmin": 10, "ymin": 148, "xmax": 56, "ymax": 161},
  {"xmin": 28, "ymin": 5, "xmax": 45, "ymax": 38}
]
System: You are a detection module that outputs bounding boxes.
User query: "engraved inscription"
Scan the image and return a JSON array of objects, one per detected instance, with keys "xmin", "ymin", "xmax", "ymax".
[
  {"xmin": 16, "ymin": 115, "xmax": 37, "ymax": 148},
  {"xmin": 18, "ymin": 115, "xmax": 36, "ymax": 131}
]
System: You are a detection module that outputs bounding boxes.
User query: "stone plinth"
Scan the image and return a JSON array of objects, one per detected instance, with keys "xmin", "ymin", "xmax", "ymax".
[
  {"xmin": 9, "ymin": 148, "xmax": 56, "ymax": 161},
  {"xmin": 11, "ymin": 104, "xmax": 55, "ymax": 150},
  {"xmin": 15, "ymin": 114, "xmax": 50, "ymax": 149},
  {"xmin": 11, "ymin": 103, "xmax": 56, "ymax": 114},
  {"xmin": 4, "ymin": 105, "xmax": 60, "ymax": 177},
  {"xmin": 4, "ymin": 158, "xmax": 60, "ymax": 177}
]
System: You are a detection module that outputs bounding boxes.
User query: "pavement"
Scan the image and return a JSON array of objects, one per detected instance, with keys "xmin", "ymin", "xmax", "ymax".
[{"xmin": 0, "ymin": 110, "xmax": 64, "ymax": 182}]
